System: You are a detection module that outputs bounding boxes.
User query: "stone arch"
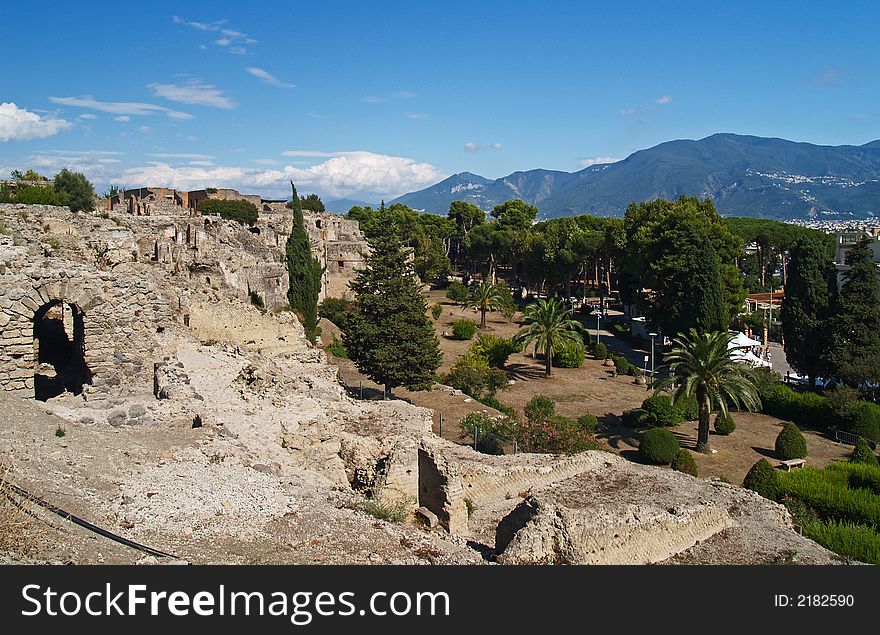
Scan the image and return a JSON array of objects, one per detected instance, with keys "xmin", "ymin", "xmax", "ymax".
[{"xmin": 27, "ymin": 282, "xmax": 103, "ymax": 401}]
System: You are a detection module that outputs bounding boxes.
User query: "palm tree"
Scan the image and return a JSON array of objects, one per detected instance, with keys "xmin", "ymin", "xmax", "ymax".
[
  {"xmin": 467, "ymin": 281, "xmax": 505, "ymax": 329},
  {"xmin": 655, "ymin": 329, "xmax": 760, "ymax": 454},
  {"xmin": 514, "ymin": 297, "xmax": 584, "ymax": 377}
]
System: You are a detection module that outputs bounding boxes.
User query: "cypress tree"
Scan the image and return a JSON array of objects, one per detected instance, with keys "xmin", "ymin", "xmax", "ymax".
[
  {"xmin": 285, "ymin": 180, "xmax": 323, "ymax": 342},
  {"xmin": 343, "ymin": 210, "xmax": 442, "ymax": 395},
  {"xmin": 781, "ymin": 234, "xmax": 837, "ymax": 389},
  {"xmin": 827, "ymin": 236, "xmax": 880, "ymax": 388}
]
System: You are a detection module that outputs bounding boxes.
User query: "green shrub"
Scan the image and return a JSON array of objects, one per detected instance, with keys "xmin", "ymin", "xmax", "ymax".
[
  {"xmin": 525, "ymin": 394, "xmax": 555, "ymax": 423},
  {"xmin": 198, "ymin": 198, "xmax": 259, "ymax": 225},
  {"xmin": 825, "ymin": 385, "xmax": 861, "ymax": 426},
  {"xmin": 851, "ymin": 439, "xmax": 879, "ymax": 467},
  {"xmin": 478, "ymin": 395, "xmax": 516, "ymax": 417},
  {"xmin": 671, "ymin": 448, "xmax": 698, "ymax": 476},
  {"xmin": 443, "ymin": 353, "xmax": 505, "ymax": 399},
  {"xmin": 458, "ymin": 411, "xmax": 515, "ymax": 455},
  {"xmin": 778, "ymin": 467, "xmax": 880, "ymax": 528},
  {"xmin": 828, "ymin": 462, "xmax": 880, "ymax": 494},
  {"xmin": 431, "ymin": 304, "xmax": 443, "ymax": 320},
  {"xmin": 610, "ymin": 354, "xmax": 631, "ymax": 374},
  {"xmin": 639, "ymin": 427, "xmax": 680, "ymax": 465},
  {"xmin": 622, "ymin": 408, "xmax": 649, "ymax": 429},
  {"xmin": 801, "ymin": 520, "xmax": 880, "ymax": 565},
  {"xmin": 576, "ymin": 414, "xmax": 599, "ymax": 434},
  {"xmin": 362, "ymin": 494, "xmax": 413, "ymax": 523},
  {"xmin": 775, "ymin": 422, "xmax": 808, "ymax": 460},
  {"xmin": 743, "ymin": 459, "xmax": 780, "ymax": 501},
  {"xmin": 249, "ymin": 290, "xmax": 264, "ymax": 309},
  {"xmin": 845, "ymin": 402, "xmax": 880, "ymax": 442},
  {"xmin": 515, "ymin": 414, "xmax": 606, "ymax": 455},
  {"xmin": 681, "ymin": 394, "xmax": 699, "ymax": 421},
  {"xmin": 714, "ymin": 413, "xmax": 736, "ymax": 435},
  {"xmin": 747, "ymin": 366, "xmax": 784, "ymax": 407},
  {"xmin": 594, "ymin": 341, "xmax": 608, "ymax": 359},
  {"xmin": 446, "ymin": 281, "xmax": 470, "ymax": 305},
  {"xmin": 641, "ymin": 395, "xmax": 684, "ymax": 427},
  {"xmin": 471, "ymin": 334, "xmax": 517, "ymax": 368},
  {"xmin": 326, "ymin": 335, "xmax": 348, "ymax": 359},
  {"xmin": 318, "ymin": 297, "xmax": 357, "ymax": 329},
  {"xmin": 552, "ymin": 339, "xmax": 585, "ymax": 368},
  {"xmin": 451, "ymin": 318, "xmax": 477, "ymax": 340}
]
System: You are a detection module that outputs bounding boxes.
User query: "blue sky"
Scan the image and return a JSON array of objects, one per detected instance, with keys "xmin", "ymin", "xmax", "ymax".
[{"xmin": 1, "ymin": 0, "xmax": 879, "ymax": 201}]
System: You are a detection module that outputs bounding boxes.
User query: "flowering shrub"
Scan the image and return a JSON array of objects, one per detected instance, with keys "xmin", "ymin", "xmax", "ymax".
[{"xmin": 515, "ymin": 414, "xmax": 604, "ymax": 455}]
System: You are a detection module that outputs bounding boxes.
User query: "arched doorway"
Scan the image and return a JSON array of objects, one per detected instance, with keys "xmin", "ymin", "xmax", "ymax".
[{"xmin": 33, "ymin": 300, "xmax": 92, "ymax": 401}]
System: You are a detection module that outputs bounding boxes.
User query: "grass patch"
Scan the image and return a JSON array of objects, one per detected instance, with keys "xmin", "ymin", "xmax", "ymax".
[
  {"xmin": 362, "ymin": 493, "xmax": 413, "ymax": 524},
  {"xmin": 802, "ymin": 519, "xmax": 880, "ymax": 564}
]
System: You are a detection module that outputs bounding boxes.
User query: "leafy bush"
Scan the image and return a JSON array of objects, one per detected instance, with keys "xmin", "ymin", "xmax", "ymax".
[
  {"xmin": 53, "ymin": 168, "xmax": 95, "ymax": 212},
  {"xmin": 681, "ymin": 394, "xmax": 699, "ymax": 421},
  {"xmin": 446, "ymin": 281, "xmax": 470, "ymax": 305},
  {"xmin": 610, "ymin": 354, "xmax": 632, "ymax": 374},
  {"xmin": 471, "ymin": 334, "xmax": 517, "ymax": 368},
  {"xmin": 778, "ymin": 467, "xmax": 880, "ymax": 528},
  {"xmin": 851, "ymin": 439, "xmax": 879, "ymax": 467},
  {"xmin": 622, "ymin": 408, "xmax": 650, "ymax": 429},
  {"xmin": 443, "ymin": 353, "xmax": 505, "ymax": 399},
  {"xmin": 478, "ymin": 395, "xmax": 516, "ymax": 417},
  {"xmin": 0, "ymin": 183, "xmax": 67, "ymax": 206},
  {"xmin": 431, "ymin": 304, "xmax": 443, "ymax": 320},
  {"xmin": 743, "ymin": 459, "xmax": 780, "ymax": 501},
  {"xmin": 198, "ymin": 198, "xmax": 258, "ymax": 225},
  {"xmin": 639, "ymin": 428, "xmax": 680, "ymax": 465},
  {"xmin": 515, "ymin": 414, "xmax": 606, "ymax": 455},
  {"xmin": 249, "ymin": 290, "xmax": 264, "ymax": 309},
  {"xmin": 775, "ymin": 422, "xmax": 808, "ymax": 460},
  {"xmin": 362, "ymin": 494, "xmax": 413, "ymax": 523},
  {"xmin": 801, "ymin": 520, "xmax": 880, "ymax": 565},
  {"xmin": 576, "ymin": 414, "xmax": 599, "ymax": 434},
  {"xmin": 594, "ymin": 341, "xmax": 608, "ymax": 360},
  {"xmin": 828, "ymin": 462, "xmax": 880, "ymax": 494},
  {"xmin": 714, "ymin": 413, "xmax": 736, "ymax": 435},
  {"xmin": 671, "ymin": 448, "xmax": 698, "ymax": 476},
  {"xmin": 552, "ymin": 339, "xmax": 585, "ymax": 368},
  {"xmin": 524, "ymin": 395, "xmax": 555, "ymax": 423},
  {"xmin": 825, "ymin": 385, "xmax": 861, "ymax": 426},
  {"xmin": 326, "ymin": 335, "xmax": 348, "ymax": 359},
  {"xmin": 845, "ymin": 402, "xmax": 880, "ymax": 442},
  {"xmin": 641, "ymin": 395, "xmax": 684, "ymax": 427},
  {"xmin": 458, "ymin": 412, "xmax": 515, "ymax": 455},
  {"xmin": 451, "ymin": 318, "xmax": 477, "ymax": 340},
  {"xmin": 746, "ymin": 366, "xmax": 784, "ymax": 406},
  {"xmin": 318, "ymin": 297, "xmax": 357, "ymax": 329}
]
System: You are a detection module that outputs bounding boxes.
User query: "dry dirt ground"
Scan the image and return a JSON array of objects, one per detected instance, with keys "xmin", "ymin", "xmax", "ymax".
[
  {"xmin": 322, "ymin": 292, "xmax": 852, "ymax": 487},
  {"xmin": 322, "ymin": 292, "xmax": 648, "ymax": 445}
]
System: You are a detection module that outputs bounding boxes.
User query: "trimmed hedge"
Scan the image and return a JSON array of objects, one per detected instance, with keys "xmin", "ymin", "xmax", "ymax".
[
  {"xmin": 762, "ymin": 383, "xmax": 880, "ymax": 442},
  {"xmin": 801, "ymin": 520, "xmax": 880, "ymax": 565},
  {"xmin": 743, "ymin": 459, "xmax": 780, "ymax": 501},
  {"xmin": 451, "ymin": 318, "xmax": 477, "ymax": 340},
  {"xmin": 775, "ymin": 422, "xmax": 808, "ymax": 460},
  {"xmin": 851, "ymin": 439, "xmax": 879, "ymax": 467},
  {"xmin": 639, "ymin": 427, "xmax": 680, "ymax": 465},
  {"xmin": 778, "ymin": 467, "xmax": 880, "ymax": 528},
  {"xmin": 594, "ymin": 341, "xmax": 608, "ymax": 360},
  {"xmin": 553, "ymin": 339, "xmax": 585, "ymax": 368},
  {"xmin": 671, "ymin": 448, "xmax": 698, "ymax": 476},
  {"xmin": 641, "ymin": 395, "xmax": 684, "ymax": 427},
  {"xmin": 825, "ymin": 462, "xmax": 880, "ymax": 495},
  {"xmin": 714, "ymin": 413, "xmax": 736, "ymax": 435}
]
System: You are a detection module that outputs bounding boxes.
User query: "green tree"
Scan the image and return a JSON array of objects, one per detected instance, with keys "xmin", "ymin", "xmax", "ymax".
[
  {"xmin": 467, "ymin": 281, "xmax": 505, "ymax": 329},
  {"xmin": 299, "ymin": 193, "xmax": 326, "ymax": 213},
  {"xmin": 343, "ymin": 210, "xmax": 442, "ymax": 395},
  {"xmin": 285, "ymin": 181, "xmax": 324, "ymax": 342},
  {"xmin": 11, "ymin": 169, "xmax": 48, "ymax": 181},
  {"xmin": 781, "ymin": 234, "xmax": 838, "ymax": 389},
  {"xmin": 656, "ymin": 329, "xmax": 760, "ymax": 453},
  {"xmin": 827, "ymin": 237, "xmax": 880, "ymax": 388},
  {"xmin": 513, "ymin": 297, "xmax": 584, "ymax": 377},
  {"xmin": 52, "ymin": 168, "xmax": 95, "ymax": 212}
]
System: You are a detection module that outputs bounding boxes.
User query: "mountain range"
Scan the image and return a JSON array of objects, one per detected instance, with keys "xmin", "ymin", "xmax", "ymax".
[{"xmin": 390, "ymin": 133, "xmax": 880, "ymax": 219}]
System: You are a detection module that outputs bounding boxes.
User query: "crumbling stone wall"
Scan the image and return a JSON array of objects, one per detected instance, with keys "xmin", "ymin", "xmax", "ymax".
[{"xmin": 418, "ymin": 439, "xmax": 469, "ymax": 534}]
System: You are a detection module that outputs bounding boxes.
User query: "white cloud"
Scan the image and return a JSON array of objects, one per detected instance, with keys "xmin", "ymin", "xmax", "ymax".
[
  {"xmin": 620, "ymin": 106, "xmax": 654, "ymax": 117},
  {"xmin": 404, "ymin": 112, "xmax": 430, "ymax": 119},
  {"xmin": 78, "ymin": 113, "xmax": 97, "ymax": 120},
  {"xmin": 116, "ymin": 151, "xmax": 444, "ymax": 199},
  {"xmin": 362, "ymin": 96, "xmax": 387, "ymax": 104},
  {"xmin": 173, "ymin": 16, "xmax": 256, "ymax": 54},
  {"xmin": 576, "ymin": 156, "xmax": 621, "ymax": 169},
  {"xmin": 114, "ymin": 116, "xmax": 130, "ymax": 122},
  {"xmin": 188, "ymin": 160, "xmax": 214, "ymax": 166},
  {"xmin": 252, "ymin": 158, "xmax": 279, "ymax": 165},
  {"xmin": 0, "ymin": 102, "xmax": 70, "ymax": 142},
  {"xmin": 50, "ymin": 95, "xmax": 193, "ymax": 120},
  {"xmin": 245, "ymin": 67, "xmax": 295, "ymax": 89},
  {"xmin": 148, "ymin": 80, "xmax": 235, "ymax": 109},
  {"xmin": 463, "ymin": 142, "xmax": 502, "ymax": 153},
  {"xmin": 654, "ymin": 95, "xmax": 672, "ymax": 105},
  {"xmin": 148, "ymin": 153, "xmax": 215, "ymax": 160},
  {"xmin": 281, "ymin": 150, "xmax": 346, "ymax": 158},
  {"xmin": 394, "ymin": 91, "xmax": 416, "ymax": 99}
]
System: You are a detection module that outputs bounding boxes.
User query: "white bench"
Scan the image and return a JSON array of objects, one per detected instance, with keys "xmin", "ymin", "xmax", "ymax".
[{"xmin": 779, "ymin": 458, "xmax": 806, "ymax": 471}]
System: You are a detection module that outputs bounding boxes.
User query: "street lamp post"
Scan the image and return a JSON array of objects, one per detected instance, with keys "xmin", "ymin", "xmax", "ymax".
[
  {"xmin": 649, "ymin": 332, "xmax": 658, "ymax": 388},
  {"xmin": 595, "ymin": 308, "xmax": 603, "ymax": 345}
]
